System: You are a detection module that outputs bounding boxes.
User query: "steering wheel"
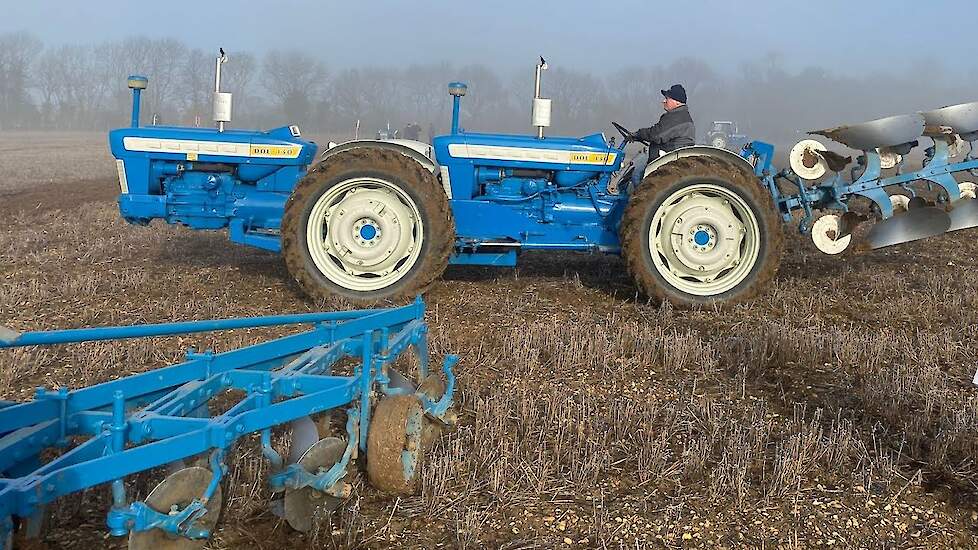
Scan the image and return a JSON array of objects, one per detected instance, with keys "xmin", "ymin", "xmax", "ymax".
[{"xmin": 612, "ymin": 121, "xmax": 643, "ymax": 144}]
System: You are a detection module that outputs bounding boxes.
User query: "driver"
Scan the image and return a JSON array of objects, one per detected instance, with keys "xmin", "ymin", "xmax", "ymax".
[{"xmin": 630, "ymin": 84, "xmax": 695, "ymax": 185}]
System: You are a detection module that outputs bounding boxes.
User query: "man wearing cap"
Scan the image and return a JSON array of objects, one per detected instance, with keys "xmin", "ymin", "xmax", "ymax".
[{"xmin": 630, "ymin": 84, "xmax": 695, "ymax": 185}]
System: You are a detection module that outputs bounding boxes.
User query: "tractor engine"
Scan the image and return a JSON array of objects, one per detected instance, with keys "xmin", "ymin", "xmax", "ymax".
[
  {"xmin": 431, "ymin": 63, "xmax": 624, "ymax": 248},
  {"xmin": 108, "ymin": 52, "xmax": 316, "ymax": 251}
]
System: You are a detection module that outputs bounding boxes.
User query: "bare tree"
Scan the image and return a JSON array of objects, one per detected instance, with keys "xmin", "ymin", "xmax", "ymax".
[
  {"xmin": 0, "ymin": 31, "xmax": 41, "ymax": 130},
  {"xmin": 261, "ymin": 50, "xmax": 328, "ymax": 126}
]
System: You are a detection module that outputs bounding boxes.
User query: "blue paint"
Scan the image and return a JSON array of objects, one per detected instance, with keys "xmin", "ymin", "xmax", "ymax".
[
  {"xmin": 0, "ymin": 298, "xmax": 457, "ymax": 543},
  {"xmin": 746, "ymin": 135, "xmax": 978, "ymax": 236},
  {"xmin": 360, "ymin": 224, "xmax": 377, "ymax": 240},
  {"xmin": 694, "ymin": 230, "xmax": 710, "ymax": 246},
  {"xmin": 108, "ymin": 70, "xmax": 978, "ymax": 298}
]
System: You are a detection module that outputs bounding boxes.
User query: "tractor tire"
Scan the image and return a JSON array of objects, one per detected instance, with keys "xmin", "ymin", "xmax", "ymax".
[
  {"xmin": 282, "ymin": 147, "xmax": 455, "ymax": 302},
  {"xmin": 711, "ymin": 135, "xmax": 728, "ymax": 149},
  {"xmin": 620, "ymin": 155, "xmax": 783, "ymax": 307}
]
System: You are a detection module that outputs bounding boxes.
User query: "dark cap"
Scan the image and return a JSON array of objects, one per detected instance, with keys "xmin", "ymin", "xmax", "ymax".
[{"xmin": 661, "ymin": 84, "xmax": 687, "ymax": 104}]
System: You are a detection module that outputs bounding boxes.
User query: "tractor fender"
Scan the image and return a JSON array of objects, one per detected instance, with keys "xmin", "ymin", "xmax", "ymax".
[
  {"xmin": 320, "ymin": 139, "xmax": 437, "ymax": 173},
  {"xmin": 643, "ymin": 145, "xmax": 755, "ymax": 179}
]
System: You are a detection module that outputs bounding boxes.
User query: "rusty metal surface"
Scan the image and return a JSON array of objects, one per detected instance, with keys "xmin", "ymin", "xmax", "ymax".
[
  {"xmin": 810, "ymin": 114, "xmax": 925, "ymax": 150},
  {"xmin": 922, "ymin": 102, "xmax": 978, "ymax": 135}
]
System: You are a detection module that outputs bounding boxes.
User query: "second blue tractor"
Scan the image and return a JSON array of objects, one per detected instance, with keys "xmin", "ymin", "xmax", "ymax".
[{"xmin": 110, "ymin": 51, "xmax": 978, "ymax": 307}]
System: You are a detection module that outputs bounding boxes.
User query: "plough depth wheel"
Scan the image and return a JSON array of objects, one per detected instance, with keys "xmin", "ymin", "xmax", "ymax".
[
  {"xmin": 367, "ymin": 395, "xmax": 425, "ymax": 495},
  {"xmin": 128, "ymin": 467, "xmax": 223, "ymax": 550},
  {"xmin": 621, "ymin": 156, "xmax": 783, "ymax": 307}
]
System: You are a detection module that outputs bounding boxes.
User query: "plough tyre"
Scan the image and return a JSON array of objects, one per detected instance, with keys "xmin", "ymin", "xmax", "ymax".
[
  {"xmin": 367, "ymin": 395, "xmax": 425, "ymax": 495},
  {"xmin": 621, "ymin": 156, "xmax": 783, "ymax": 307},
  {"xmin": 282, "ymin": 147, "xmax": 455, "ymax": 302}
]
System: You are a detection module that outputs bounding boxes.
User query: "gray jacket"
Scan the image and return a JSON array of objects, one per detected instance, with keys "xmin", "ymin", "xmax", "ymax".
[{"xmin": 635, "ymin": 105, "xmax": 695, "ymax": 152}]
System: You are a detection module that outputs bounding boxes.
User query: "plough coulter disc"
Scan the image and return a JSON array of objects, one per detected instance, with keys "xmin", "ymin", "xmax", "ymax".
[
  {"xmin": 367, "ymin": 395, "xmax": 424, "ymax": 495},
  {"xmin": 864, "ymin": 207, "xmax": 951, "ymax": 249},
  {"xmin": 788, "ymin": 139, "xmax": 828, "ymax": 180},
  {"xmin": 811, "ymin": 214, "xmax": 851, "ymax": 254},
  {"xmin": 284, "ymin": 437, "xmax": 349, "ymax": 532},
  {"xmin": 129, "ymin": 467, "xmax": 223, "ymax": 550},
  {"xmin": 287, "ymin": 415, "xmax": 322, "ymax": 465}
]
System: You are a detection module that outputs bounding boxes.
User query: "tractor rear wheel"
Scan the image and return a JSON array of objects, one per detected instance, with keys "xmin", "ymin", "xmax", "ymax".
[
  {"xmin": 620, "ymin": 156, "xmax": 783, "ymax": 307},
  {"xmin": 282, "ymin": 148, "xmax": 455, "ymax": 302}
]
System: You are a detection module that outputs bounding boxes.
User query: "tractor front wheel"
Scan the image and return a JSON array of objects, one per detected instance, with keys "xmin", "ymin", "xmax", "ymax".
[
  {"xmin": 282, "ymin": 148, "xmax": 455, "ymax": 302},
  {"xmin": 620, "ymin": 156, "xmax": 783, "ymax": 307}
]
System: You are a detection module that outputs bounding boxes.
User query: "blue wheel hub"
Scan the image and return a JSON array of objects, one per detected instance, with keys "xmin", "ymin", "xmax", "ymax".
[
  {"xmin": 352, "ymin": 217, "xmax": 382, "ymax": 247},
  {"xmin": 693, "ymin": 230, "xmax": 710, "ymax": 246}
]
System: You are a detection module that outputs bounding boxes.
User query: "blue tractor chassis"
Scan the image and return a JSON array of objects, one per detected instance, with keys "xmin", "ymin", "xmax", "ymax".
[{"xmin": 0, "ymin": 299, "xmax": 456, "ymax": 543}]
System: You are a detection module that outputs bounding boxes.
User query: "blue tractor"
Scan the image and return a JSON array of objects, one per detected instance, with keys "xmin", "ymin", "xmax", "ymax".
[
  {"xmin": 110, "ymin": 53, "xmax": 782, "ymax": 307},
  {"xmin": 110, "ymin": 51, "xmax": 978, "ymax": 307}
]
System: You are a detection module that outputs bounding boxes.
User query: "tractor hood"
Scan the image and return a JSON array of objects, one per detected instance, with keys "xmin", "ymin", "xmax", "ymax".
[
  {"xmin": 109, "ymin": 125, "xmax": 317, "ymax": 167},
  {"xmin": 433, "ymin": 132, "xmax": 622, "ymax": 173}
]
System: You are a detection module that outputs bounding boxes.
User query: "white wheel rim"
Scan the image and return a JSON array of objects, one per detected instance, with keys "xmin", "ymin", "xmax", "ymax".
[
  {"xmin": 959, "ymin": 182, "xmax": 977, "ymax": 200},
  {"xmin": 648, "ymin": 183, "xmax": 761, "ymax": 296},
  {"xmin": 712, "ymin": 138, "xmax": 725, "ymax": 148},
  {"xmin": 811, "ymin": 214, "xmax": 851, "ymax": 254},
  {"xmin": 306, "ymin": 177, "xmax": 423, "ymax": 292}
]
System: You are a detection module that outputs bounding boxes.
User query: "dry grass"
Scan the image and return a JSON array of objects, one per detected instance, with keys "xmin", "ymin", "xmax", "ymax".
[
  {"xmin": 1, "ymin": 134, "xmax": 978, "ymax": 548},
  {"xmin": 0, "ymin": 132, "xmax": 114, "ymax": 193}
]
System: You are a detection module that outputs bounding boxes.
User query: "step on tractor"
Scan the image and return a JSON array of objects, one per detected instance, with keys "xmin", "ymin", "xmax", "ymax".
[
  {"xmin": 110, "ymin": 51, "xmax": 978, "ymax": 307},
  {"xmin": 0, "ymin": 300, "xmax": 457, "ymax": 546}
]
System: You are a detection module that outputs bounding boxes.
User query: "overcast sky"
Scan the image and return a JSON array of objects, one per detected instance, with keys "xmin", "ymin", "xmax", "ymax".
[{"xmin": 2, "ymin": 0, "xmax": 974, "ymax": 76}]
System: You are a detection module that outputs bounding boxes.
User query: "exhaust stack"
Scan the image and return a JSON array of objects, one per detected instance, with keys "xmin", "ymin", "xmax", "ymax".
[
  {"xmin": 532, "ymin": 56, "xmax": 551, "ymax": 139},
  {"xmin": 213, "ymin": 48, "xmax": 231, "ymax": 132}
]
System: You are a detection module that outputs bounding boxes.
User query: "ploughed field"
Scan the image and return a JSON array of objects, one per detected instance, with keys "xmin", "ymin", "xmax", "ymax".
[{"xmin": 1, "ymin": 133, "xmax": 978, "ymax": 549}]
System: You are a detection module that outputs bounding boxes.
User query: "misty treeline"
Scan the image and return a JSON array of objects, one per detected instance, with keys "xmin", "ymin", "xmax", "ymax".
[{"xmin": 2, "ymin": 30, "xmax": 977, "ymax": 145}]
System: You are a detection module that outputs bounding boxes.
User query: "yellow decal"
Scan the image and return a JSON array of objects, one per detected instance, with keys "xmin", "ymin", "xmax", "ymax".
[
  {"xmin": 569, "ymin": 152, "xmax": 618, "ymax": 165},
  {"xmin": 249, "ymin": 144, "xmax": 301, "ymax": 158},
  {"xmin": 186, "ymin": 151, "xmax": 198, "ymax": 161}
]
